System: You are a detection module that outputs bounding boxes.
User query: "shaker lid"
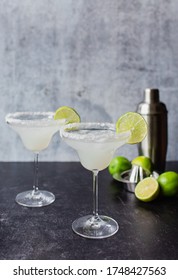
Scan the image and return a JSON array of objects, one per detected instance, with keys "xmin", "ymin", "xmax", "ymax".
[
  {"xmin": 137, "ymin": 88, "xmax": 168, "ymax": 114},
  {"xmin": 144, "ymin": 88, "xmax": 159, "ymax": 103}
]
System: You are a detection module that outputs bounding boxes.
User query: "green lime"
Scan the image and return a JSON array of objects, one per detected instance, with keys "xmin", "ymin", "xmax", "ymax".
[
  {"xmin": 108, "ymin": 156, "xmax": 131, "ymax": 175},
  {"xmin": 131, "ymin": 156, "xmax": 153, "ymax": 175},
  {"xmin": 116, "ymin": 112, "xmax": 147, "ymax": 144},
  {"xmin": 135, "ymin": 177, "xmax": 160, "ymax": 202},
  {"xmin": 157, "ymin": 171, "xmax": 178, "ymax": 197},
  {"xmin": 54, "ymin": 106, "xmax": 80, "ymax": 123}
]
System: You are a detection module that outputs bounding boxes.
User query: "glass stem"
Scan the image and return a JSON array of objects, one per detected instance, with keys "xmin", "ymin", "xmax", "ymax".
[
  {"xmin": 33, "ymin": 152, "xmax": 39, "ymax": 193},
  {"xmin": 92, "ymin": 169, "xmax": 99, "ymax": 218}
]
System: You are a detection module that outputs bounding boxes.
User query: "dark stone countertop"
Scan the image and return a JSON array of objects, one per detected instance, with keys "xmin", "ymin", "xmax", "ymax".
[{"xmin": 0, "ymin": 161, "xmax": 178, "ymax": 260}]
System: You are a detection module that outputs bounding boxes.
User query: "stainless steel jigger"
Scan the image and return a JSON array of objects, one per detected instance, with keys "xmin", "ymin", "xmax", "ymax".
[
  {"xmin": 129, "ymin": 165, "xmax": 145, "ymax": 183},
  {"xmin": 115, "ymin": 164, "xmax": 159, "ymax": 193}
]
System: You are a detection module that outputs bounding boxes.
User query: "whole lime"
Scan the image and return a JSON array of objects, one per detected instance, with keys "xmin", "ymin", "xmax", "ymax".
[
  {"xmin": 131, "ymin": 156, "xmax": 153, "ymax": 175},
  {"xmin": 157, "ymin": 171, "xmax": 178, "ymax": 197},
  {"xmin": 108, "ymin": 156, "xmax": 131, "ymax": 175}
]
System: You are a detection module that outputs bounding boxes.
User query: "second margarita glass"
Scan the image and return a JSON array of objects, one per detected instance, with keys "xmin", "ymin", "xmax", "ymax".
[{"xmin": 6, "ymin": 112, "xmax": 63, "ymax": 207}]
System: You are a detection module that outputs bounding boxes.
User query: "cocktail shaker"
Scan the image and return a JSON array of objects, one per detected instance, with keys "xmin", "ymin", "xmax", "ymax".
[{"xmin": 137, "ymin": 89, "xmax": 168, "ymax": 172}]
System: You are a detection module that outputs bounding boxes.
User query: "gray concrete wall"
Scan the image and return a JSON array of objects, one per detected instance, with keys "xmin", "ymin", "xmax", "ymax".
[{"xmin": 0, "ymin": 0, "xmax": 178, "ymax": 162}]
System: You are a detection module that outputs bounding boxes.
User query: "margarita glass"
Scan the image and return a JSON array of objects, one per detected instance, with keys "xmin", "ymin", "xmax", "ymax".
[
  {"xmin": 6, "ymin": 112, "xmax": 62, "ymax": 207},
  {"xmin": 60, "ymin": 122, "xmax": 130, "ymax": 239}
]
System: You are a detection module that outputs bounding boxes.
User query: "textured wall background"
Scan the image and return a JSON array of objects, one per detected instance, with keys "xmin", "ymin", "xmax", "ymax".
[{"xmin": 0, "ymin": 0, "xmax": 178, "ymax": 162}]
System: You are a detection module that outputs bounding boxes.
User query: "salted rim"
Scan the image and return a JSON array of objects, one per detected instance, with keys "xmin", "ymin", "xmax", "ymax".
[
  {"xmin": 5, "ymin": 112, "xmax": 64, "ymax": 127},
  {"xmin": 60, "ymin": 122, "xmax": 131, "ymax": 141}
]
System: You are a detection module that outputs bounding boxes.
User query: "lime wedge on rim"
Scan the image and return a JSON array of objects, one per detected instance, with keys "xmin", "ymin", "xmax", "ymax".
[
  {"xmin": 54, "ymin": 106, "xmax": 80, "ymax": 124},
  {"xmin": 135, "ymin": 177, "xmax": 160, "ymax": 202},
  {"xmin": 116, "ymin": 112, "xmax": 147, "ymax": 144}
]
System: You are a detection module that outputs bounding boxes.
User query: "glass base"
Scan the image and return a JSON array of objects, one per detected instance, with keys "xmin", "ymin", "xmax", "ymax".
[
  {"xmin": 72, "ymin": 214, "xmax": 119, "ymax": 239},
  {"xmin": 15, "ymin": 190, "xmax": 55, "ymax": 207}
]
